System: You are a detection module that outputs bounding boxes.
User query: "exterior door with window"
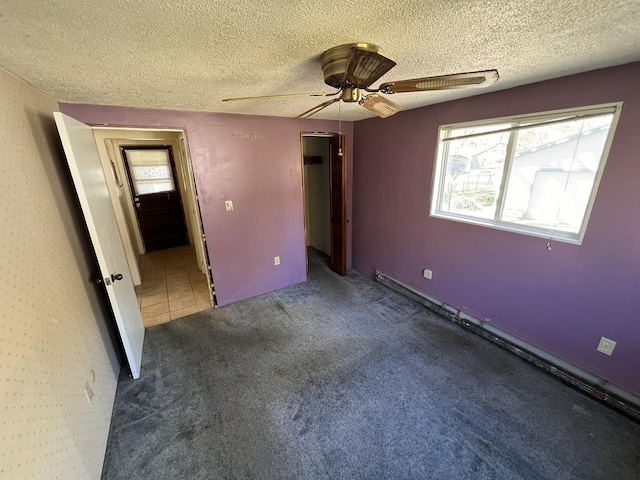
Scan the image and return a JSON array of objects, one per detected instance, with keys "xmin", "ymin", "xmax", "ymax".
[{"xmin": 122, "ymin": 146, "xmax": 189, "ymax": 251}]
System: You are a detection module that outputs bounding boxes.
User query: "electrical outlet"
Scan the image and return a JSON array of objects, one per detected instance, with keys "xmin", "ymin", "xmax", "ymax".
[
  {"xmin": 274, "ymin": 256, "xmax": 280, "ymax": 266},
  {"xmin": 84, "ymin": 382, "xmax": 94, "ymax": 404},
  {"xmin": 225, "ymin": 200, "xmax": 233, "ymax": 212},
  {"xmin": 597, "ymin": 336, "xmax": 616, "ymax": 356},
  {"xmin": 422, "ymin": 268, "xmax": 433, "ymax": 280}
]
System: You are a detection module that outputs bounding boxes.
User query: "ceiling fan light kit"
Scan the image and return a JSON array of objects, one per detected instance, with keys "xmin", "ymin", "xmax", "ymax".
[
  {"xmin": 359, "ymin": 94, "xmax": 401, "ymax": 118},
  {"xmin": 223, "ymin": 43, "xmax": 499, "ymax": 120}
]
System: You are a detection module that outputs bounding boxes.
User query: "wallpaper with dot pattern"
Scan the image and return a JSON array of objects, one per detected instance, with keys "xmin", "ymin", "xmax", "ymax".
[{"xmin": 0, "ymin": 68, "xmax": 120, "ymax": 479}]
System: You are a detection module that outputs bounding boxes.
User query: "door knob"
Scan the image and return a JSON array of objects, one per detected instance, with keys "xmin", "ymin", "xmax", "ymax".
[{"xmin": 111, "ymin": 273, "xmax": 124, "ymax": 282}]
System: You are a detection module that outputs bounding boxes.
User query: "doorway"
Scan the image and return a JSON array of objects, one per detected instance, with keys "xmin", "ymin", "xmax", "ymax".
[
  {"xmin": 92, "ymin": 127, "xmax": 215, "ymax": 319},
  {"xmin": 301, "ymin": 133, "xmax": 347, "ymax": 276}
]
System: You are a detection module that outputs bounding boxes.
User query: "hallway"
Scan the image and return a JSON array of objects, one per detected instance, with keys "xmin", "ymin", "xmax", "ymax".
[{"xmin": 134, "ymin": 245, "xmax": 212, "ymax": 327}]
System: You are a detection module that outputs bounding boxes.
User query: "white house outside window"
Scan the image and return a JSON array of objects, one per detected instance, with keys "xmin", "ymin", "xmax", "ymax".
[{"xmin": 430, "ymin": 103, "xmax": 622, "ymax": 244}]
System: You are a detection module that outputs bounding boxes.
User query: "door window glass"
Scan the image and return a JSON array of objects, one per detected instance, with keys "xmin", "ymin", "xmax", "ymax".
[{"xmin": 124, "ymin": 148, "xmax": 176, "ymax": 195}]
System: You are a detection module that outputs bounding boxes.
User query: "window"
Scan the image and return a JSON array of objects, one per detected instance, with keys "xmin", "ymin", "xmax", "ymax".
[
  {"xmin": 430, "ymin": 103, "xmax": 622, "ymax": 244},
  {"xmin": 122, "ymin": 147, "xmax": 176, "ymax": 195}
]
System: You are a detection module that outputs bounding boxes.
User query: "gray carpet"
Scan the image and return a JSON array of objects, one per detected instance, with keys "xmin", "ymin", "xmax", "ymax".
[{"xmin": 102, "ymin": 249, "xmax": 640, "ymax": 479}]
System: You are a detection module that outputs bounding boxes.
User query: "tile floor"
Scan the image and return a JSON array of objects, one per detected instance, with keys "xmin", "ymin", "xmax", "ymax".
[{"xmin": 134, "ymin": 245, "xmax": 212, "ymax": 327}]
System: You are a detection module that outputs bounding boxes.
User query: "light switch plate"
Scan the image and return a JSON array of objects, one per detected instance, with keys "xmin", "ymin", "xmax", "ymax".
[
  {"xmin": 597, "ymin": 336, "xmax": 616, "ymax": 356},
  {"xmin": 225, "ymin": 200, "xmax": 233, "ymax": 212}
]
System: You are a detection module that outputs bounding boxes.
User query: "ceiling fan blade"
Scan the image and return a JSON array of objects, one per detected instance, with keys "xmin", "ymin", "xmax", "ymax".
[
  {"xmin": 223, "ymin": 91, "xmax": 339, "ymax": 102},
  {"xmin": 379, "ymin": 70, "xmax": 499, "ymax": 94},
  {"xmin": 360, "ymin": 94, "xmax": 402, "ymax": 118},
  {"xmin": 295, "ymin": 98, "xmax": 341, "ymax": 119},
  {"xmin": 344, "ymin": 46, "xmax": 397, "ymax": 88}
]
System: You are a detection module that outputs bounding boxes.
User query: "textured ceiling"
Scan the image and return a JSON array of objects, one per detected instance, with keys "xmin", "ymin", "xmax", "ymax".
[{"xmin": 1, "ymin": 0, "xmax": 639, "ymax": 121}]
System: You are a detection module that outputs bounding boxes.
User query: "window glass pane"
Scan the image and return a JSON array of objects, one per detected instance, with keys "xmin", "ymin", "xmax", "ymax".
[
  {"xmin": 440, "ymin": 127, "xmax": 510, "ymax": 220},
  {"xmin": 131, "ymin": 165, "xmax": 172, "ymax": 181},
  {"xmin": 135, "ymin": 180, "xmax": 174, "ymax": 195},
  {"xmin": 501, "ymin": 114, "xmax": 612, "ymax": 233}
]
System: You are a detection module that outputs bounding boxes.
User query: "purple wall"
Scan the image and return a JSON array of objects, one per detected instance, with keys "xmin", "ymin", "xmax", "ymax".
[
  {"xmin": 59, "ymin": 104, "xmax": 353, "ymax": 306},
  {"xmin": 352, "ymin": 62, "xmax": 640, "ymax": 396}
]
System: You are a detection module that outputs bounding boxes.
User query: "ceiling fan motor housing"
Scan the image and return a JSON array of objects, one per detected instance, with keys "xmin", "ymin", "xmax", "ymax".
[{"xmin": 321, "ymin": 43, "xmax": 394, "ymax": 88}]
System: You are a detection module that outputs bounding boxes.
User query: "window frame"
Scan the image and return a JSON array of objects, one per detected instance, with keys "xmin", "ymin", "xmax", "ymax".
[
  {"xmin": 121, "ymin": 146, "xmax": 178, "ymax": 196},
  {"xmin": 430, "ymin": 102, "xmax": 623, "ymax": 245}
]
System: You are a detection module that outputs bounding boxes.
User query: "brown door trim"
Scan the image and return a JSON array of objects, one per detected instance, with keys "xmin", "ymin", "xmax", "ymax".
[{"xmin": 329, "ymin": 134, "xmax": 347, "ymax": 276}]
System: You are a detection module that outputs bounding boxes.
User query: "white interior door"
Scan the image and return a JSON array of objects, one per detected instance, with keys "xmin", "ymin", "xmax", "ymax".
[{"xmin": 54, "ymin": 112, "xmax": 145, "ymax": 379}]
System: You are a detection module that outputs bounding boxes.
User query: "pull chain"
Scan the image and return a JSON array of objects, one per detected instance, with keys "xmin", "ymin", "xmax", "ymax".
[
  {"xmin": 338, "ymin": 101, "xmax": 343, "ymax": 156},
  {"xmin": 546, "ymin": 118, "xmax": 586, "ymax": 252}
]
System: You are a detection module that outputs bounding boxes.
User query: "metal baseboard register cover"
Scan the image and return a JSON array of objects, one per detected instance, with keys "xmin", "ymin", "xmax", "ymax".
[{"xmin": 374, "ymin": 270, "xmax": 640, "ymax": 420}]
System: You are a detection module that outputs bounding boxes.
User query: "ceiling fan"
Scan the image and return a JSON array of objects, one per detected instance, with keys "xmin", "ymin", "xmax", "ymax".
[{"xmin": 222, "ymin": 43, "xmax": 499, "ymax": 119}]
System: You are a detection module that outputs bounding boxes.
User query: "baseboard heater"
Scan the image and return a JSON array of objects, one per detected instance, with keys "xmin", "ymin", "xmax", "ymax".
[{"xmin": 374, "ymin": 270, "xmax": 640, "ymax": 421}]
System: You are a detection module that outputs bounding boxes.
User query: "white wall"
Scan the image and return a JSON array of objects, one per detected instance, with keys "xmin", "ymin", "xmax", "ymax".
[
  {"xmin": 303, "ymin": 137, "xmax": 331, "ymax": 255},
  {"xmin": 0, "ymin": 68, "xmax": 120, "ymax": 478}
]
